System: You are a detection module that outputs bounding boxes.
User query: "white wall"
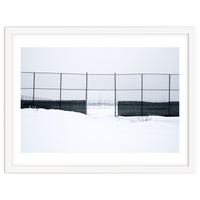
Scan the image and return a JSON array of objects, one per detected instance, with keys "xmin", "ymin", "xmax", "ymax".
[{"xmin": 0, "ymin": 1, "xmax": 199, "ymax": 200}]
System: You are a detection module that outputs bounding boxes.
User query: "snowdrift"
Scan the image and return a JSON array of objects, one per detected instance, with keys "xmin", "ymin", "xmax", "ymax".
[{"xmin": 21, "ymin": 108, "xmax": 179, "ymax": 153}]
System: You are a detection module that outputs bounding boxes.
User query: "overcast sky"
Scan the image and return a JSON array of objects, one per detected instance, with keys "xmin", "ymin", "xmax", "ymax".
[
  {"xmin": 21, "ymin": 47, "xmax": 179, "ymax": 102},
  {"xmin": 21, "ymin": 47, "xmax": 179, "ymax": 74}
]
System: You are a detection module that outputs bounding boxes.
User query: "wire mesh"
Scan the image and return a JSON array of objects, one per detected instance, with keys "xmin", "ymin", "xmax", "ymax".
[{"xmin": 21, "ymin": 72, "xmax": 179, "ymax": 116}]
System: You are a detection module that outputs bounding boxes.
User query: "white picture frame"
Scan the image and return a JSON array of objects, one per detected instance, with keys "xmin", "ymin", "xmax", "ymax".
[{"xmin": 4, "ymin": 26, "xmax": 196, "ymax": 173}]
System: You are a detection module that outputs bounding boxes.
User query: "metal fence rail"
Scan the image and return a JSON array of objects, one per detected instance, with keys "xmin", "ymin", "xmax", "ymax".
[{"xmin": 21, "ymin": 72, "xmax": 179, "ymax": 116}]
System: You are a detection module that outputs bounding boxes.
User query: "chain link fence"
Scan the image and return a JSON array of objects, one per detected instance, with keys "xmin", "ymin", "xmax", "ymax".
[{"xmin": 21, "ymin": 72, "xmax": 179, "ymax": 116}]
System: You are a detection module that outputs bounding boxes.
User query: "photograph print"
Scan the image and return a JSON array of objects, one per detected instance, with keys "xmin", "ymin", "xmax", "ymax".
[
  {"xmin": 5, "ymin": 27, "xmax": 194, "ymax": 173},
  {"xmin": 21, "ymin": 47, "xmax": 179, "ymax": 153}
]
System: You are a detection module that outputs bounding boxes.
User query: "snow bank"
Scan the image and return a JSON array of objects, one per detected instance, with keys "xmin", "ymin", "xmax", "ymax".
[{"xmin": 21, "ymin": 108, "xmax": 179, "ymax": 153}]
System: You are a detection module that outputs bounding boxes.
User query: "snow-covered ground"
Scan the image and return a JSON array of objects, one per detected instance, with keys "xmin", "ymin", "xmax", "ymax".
[{"xmin": 21, "ymin": 107, "xmax": 179, "ymax": 153}]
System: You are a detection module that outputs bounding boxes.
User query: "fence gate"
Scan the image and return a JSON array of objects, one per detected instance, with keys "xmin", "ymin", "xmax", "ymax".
[{"xmin": 86, "ymin": 74, "xmax": 115, "ymax": 116}]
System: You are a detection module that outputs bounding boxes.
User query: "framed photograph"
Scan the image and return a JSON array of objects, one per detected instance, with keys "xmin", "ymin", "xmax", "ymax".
[{"xmin": 5, "ymin": 26, "xmax": 195, "ymax": 173}]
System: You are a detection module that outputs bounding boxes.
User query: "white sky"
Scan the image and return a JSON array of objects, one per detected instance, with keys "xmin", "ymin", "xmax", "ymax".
[
  {"xmin": 21, "ymin": 47, "xmax": 179, "ymax": 102},
  {"xmin": 21, "ymin": 47, "xmax": 179, "ymax": 74}
]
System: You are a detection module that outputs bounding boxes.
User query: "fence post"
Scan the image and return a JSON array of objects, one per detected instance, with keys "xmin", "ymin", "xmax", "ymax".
[
  {"xmin": 114, "ymin": 73, "xmax": 117, "ymax": 117},
  {"xmin": 168, "ymin": 74, "xmax": 171, "ymax": 115},
  {"xmin": 141, "ymin": 74, "xmax": 143, "ymax": 116},
  {"xmin": 60, "ymin": 73, "xmax": 62, "ymax": 109},
  {"xmin": 85, "ymin": 72, "xmax": 88, "ymax": 114},
  {"xmin": 32, "ymin": 72, "xmax": 36, "ymax": 107}
]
